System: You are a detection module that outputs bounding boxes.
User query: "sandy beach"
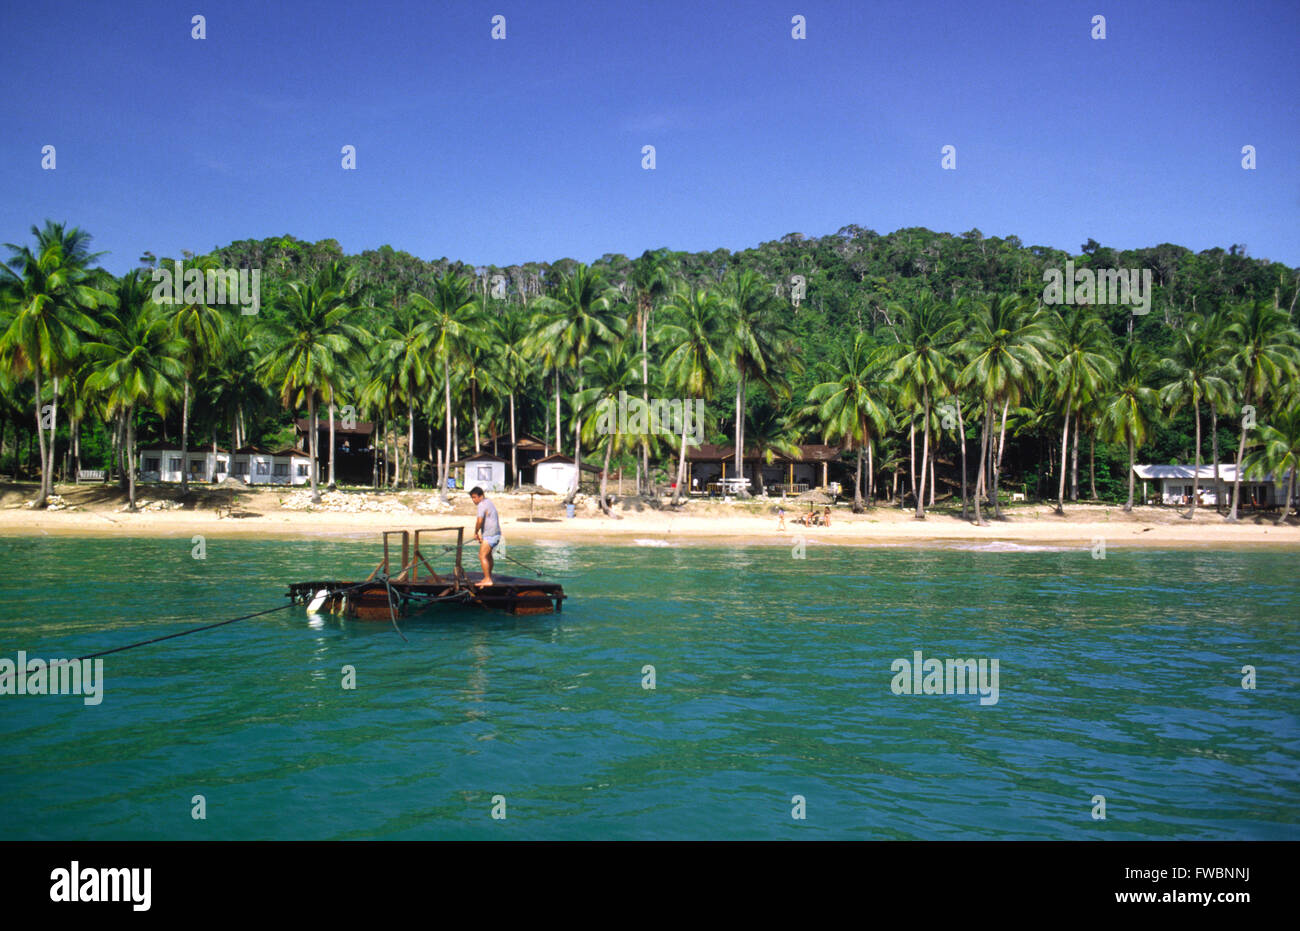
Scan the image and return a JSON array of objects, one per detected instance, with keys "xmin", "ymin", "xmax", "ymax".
[{"xmin": 3, "ymin": 481, "xmax": 1298, "ymax": 548}]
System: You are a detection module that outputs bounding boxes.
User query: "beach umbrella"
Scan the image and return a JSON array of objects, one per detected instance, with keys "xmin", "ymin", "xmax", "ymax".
[{"xmin": 514, "ymin": 483, "xmax": 556, "ymax": 522}]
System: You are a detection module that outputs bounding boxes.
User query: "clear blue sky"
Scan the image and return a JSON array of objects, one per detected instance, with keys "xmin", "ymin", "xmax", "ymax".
[{"xmin": 2, "ymin": 0, "xmax": 1297, "ymax": 275}]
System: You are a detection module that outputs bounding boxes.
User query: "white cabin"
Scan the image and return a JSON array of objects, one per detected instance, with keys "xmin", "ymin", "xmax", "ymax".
[
  {"xmin": 1132, "ymin": 464, "xmax": 1293, "ymax": 507},
  {"xmin": 454, "ymin": 452, "xmax": 507, "ymax": 492},
  {"xmin": 139, "ymin": 445, "xmax": 312, "ymax": 486}
]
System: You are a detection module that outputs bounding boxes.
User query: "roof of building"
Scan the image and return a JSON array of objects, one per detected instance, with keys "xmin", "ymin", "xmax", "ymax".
[
  {"xmin": 1132, "ymin": 464, "xmax": 1291, "ymax": 482},
  {"xmin": 451, "ymin": 452, "xmax": 508, "ymax": 465},
  {"xmin": 533, "ymin": 453, "xmax": 602, "ymax": 472}
]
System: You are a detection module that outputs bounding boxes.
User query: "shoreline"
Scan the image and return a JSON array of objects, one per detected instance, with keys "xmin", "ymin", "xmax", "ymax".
[{"xmin": 3, "ymin": 483, "xmax": 1299, "ymax": 549}]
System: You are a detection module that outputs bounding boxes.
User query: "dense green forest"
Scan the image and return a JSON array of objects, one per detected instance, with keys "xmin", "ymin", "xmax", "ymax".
[{"xmin": 3, "ymin": 221, "xmax": 1299, "ymax": 520}]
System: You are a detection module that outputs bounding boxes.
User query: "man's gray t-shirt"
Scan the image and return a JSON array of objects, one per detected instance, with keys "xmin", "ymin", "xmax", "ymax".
[{"xmin": 477, "ymin": 498, "xmax": 501, "ymax": 538}]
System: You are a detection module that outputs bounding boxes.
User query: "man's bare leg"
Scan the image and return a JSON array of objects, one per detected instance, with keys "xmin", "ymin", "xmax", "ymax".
[{"xmin": 476, "ymin": 541, "xmax": 494, "ymax": 586}]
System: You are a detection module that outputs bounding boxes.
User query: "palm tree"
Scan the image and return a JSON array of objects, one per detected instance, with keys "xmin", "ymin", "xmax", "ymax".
[
  {"xmin": 530, "ymin": 265, "xmax": 626, "ymax": 501},
  {"xmin": 576, "ymin": 341, "xmax": 646, "ymax": 514},
  {"xmin": 723, "ymin": 269, "xmax": 797, "ymax": 495},
  {"xmin": 1241, "ymin": 404, "xmax": 1300, "ymax": 525},
  {"xmin": 888, "ymin": 293, "xmax": 958, "ymax": 518},
  {"xmin": 0, "ymin": 226, "xmax": 114, "ymax": 506},
  {"xmin": 1223, "ymin": 300, "xmax": 1300, "ymax": 521},
  {"xmin": 1161, "ymin": 317, "xmax": 1233, "ymax": 519},
  {"xmin": 409, "ymin": 271, "xmax": 481, "ymax": 498},
  {"xmin": 954, "ymin": 295, "xmax": 1052, "ymax": 524},
  {"xmin": 629, "ymin": 249, "xmax": 672, "ymax": 492},
  {"xmin": 492, "ymin": 307, "xmax": 534, "ymax": 487},
  {"xmin": 82, "ymin": 283, "xmax": 185, "ymax": 509},
  {"xmin": 1049, "ymin": 305, "xmax": 1114, "ymax": 516},
  {"xmin": 1100, "ymin": 341, "xmax": 1161, "ymax": 511},
  {"xmin": 805, "ymin": 333, "xmax": 892, "ymax": 512},
  {"xmin": 254, "ymin": 264, "xmax": 366, "ymax": 504},
  {"xmin": 371, "ymin": 302, "xmax": 435, "ymax": 489},
  {"xmin": 168, "ymin": 255, "xmax": 232, "ymax": 492},
  {"xmin": 660, "ymin": 286, "xmax": 726, "ymax": 505}
]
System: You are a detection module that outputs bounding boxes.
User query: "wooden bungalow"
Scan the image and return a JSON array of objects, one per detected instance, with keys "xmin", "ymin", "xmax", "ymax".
[{"xmin": 685, "ymin": 443, "xmax": 846, "ymax": 495}]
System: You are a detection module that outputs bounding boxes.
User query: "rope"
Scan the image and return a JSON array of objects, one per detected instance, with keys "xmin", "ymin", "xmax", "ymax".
[
  {"xmin": 379, "ymin": 573, "xmax": 409, "ymax": 643},
  {"xmin": 0, "ymin": 579, "xmax": 372, "ymax": 687}
]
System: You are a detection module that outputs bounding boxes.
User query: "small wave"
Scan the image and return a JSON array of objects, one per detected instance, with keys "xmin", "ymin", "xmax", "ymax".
[
  {"xmin": 632, "ymin": 538, "xmax": 673, "ymax": 547},
  {"xmin": 951, "ymin": 541, "xmax": 1077, "ymax": 553}
]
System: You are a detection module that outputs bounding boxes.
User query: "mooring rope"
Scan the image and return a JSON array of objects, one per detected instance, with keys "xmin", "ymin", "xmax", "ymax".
[{"xmin": 0, "ymin": 579, "xmax": 374, "ymax": 687}]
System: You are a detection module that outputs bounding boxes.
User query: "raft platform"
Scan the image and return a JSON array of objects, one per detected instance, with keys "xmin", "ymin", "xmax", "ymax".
[{"xmin": 286, "ymin": 527, "xmax": 564, "ymax": 618}]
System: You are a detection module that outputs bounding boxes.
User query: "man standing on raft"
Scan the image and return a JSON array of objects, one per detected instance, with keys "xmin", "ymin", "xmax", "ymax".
[{"xmin": 469, "ymin": 486, "xmax": 501, "ymax": 587}]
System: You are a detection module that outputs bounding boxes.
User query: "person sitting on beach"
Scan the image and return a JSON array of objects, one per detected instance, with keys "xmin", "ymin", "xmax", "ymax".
[{"xmin": 469, "ymin": 486, "xmax": 501, "ymax": 587}]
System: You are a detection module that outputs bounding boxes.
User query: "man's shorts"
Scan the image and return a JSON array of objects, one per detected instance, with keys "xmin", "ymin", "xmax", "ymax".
[{"xmin": 482, "ymin": 533, "xmax": 501, "ymax": 549}]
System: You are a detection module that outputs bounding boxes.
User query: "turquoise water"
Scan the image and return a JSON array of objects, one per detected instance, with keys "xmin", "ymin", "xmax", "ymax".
[{"xmin": 0, "ymin": 536, "xmax": 1297, "ymax": 839}]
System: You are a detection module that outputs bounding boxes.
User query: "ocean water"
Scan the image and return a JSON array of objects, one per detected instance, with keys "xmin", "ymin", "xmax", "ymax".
[{"xmin": 0, "ymin": 535, "xmax": 1296, "ymax": 839}]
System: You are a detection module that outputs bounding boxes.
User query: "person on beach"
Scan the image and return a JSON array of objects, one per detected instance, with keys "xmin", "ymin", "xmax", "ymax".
[
  {"xmin": 469, "ymin": 486, "xmax": 500, "ymax": 587},
  {"xmin": 823, "ymin": 507, "xmax": 831, "ymax": 527},
  {"xmin": 777, "ymin": 506, "xmax": 785, "ymax": 529}
]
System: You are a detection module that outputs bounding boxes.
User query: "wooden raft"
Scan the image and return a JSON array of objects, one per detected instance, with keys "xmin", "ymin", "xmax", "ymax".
[{"xmin": 286, "ymin": 527, "xmax": 564, "ymax": 618}]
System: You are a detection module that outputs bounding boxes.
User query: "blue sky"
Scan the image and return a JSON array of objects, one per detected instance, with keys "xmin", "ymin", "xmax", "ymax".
[{"xmin": 2, "ymin": 0, "xmax": 1297, "ymax": 275}]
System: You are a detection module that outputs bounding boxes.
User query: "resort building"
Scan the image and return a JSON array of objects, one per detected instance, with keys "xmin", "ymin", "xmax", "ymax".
[
  {"xmin": 1132, "ymin": 464, "xmax": 1295, "ymax": 507},
  {"xmin": 685, "ymin": 443, "xmax": 846, "ymax": 494},
  {"xmin": 452, "ymin": 452, "xmax": 507, "ymax": 492},
  {"xmin": 138, "ymin": 445, "xmax": 313, "ymax": 486},
  {"xmin": 295, "ymin": 416, "xmax": 376, "ymax": 485},
  {"xmin": 528, "ymin": 453, "xmax": 602, "ymax": 494}
]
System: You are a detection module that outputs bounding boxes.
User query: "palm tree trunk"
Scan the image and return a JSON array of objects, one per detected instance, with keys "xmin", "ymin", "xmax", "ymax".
[
  {"xmin": 308, "ymin": 393, "xmax": 321, "ymax": 504},
  {"xmin": 1070, "ymin": 422, "xmax": 1079, "ymax": 502},
  {"xmin": 672, "ymin": 420, "xmax": 689, "ymax": 506},
  {"xmin": 32, "ymin": 372, "xmax": 48, "ymax": 506},
  {"xmin": 1124, "ymin": 433, "xmax": 1136, "ymax": 511},
  {"xmin": 1056, "ymin": 398, "xmax": 1073, "ymax": 515},
  {"xmin": 180, "ymin": 379, "xmax": 190, "ymax": 494},
  {"xmin": 973, "ymin": 399, "xmax": 993, "ymax": 525},
  {"xmin": 327, "ymin": 392, "xmax": 337, "ymax": 490},
  {"xmin": 641, "ymin": 308, "xmax": 649, "ymax": 495},
  {"xmin": 45, "ymin": 376, "xmax": 60, "ymax": 497},
  {"xmin": 442, "ymin": 357, "xmax": 452, "ymax": 499},
  {"xmin": 408, "ymin": 404, "xmax": 416, "ymax": 490},
  {"xmin": 992, "ymin": 398, "xmax": 1009, "ymax": 518},
  {"xmin": 1186, "ymin": 400, "xmax": 1201, "ymax": 520},
  {"xmin": 1277, "ymin": 469, "xmax": 1295, "ymax": 525},
  {"xmin": 569, "ymin": 377, "xmax": 584, "ymax": 501},
  {"xmin": 599, "ymin": 438, "xmax": 613, "ymax": 515},
  {"xmin": 853, "ymin": 441, "xmax": 864, "ymax": 513},
  {"xmin": 1210, "ymin": 402, "xmax": 1223, "ymax": 512},
  {"xmin": 126, "ymin": 405, "xmax": 138, "ymax": 510},
  {"xmin": 1088, "ymin": 434, "xmax": 1097, "ymax": 500},
  {"xmin": 554, "ymin": 370, "xmax": 561, "ymax": 455},
  {"xmin": 734, "ymin": 373, "xmax": 750, "ymax": 497},
  {"xmin": 866, "ymin": 439, "xmax": 874, "ymax": 506},
  {"xmin": 916, "ymin": 395, "xmax": 930, "ymax": 519},
  {"xmin": 509, "ymin": 391, "xmax": 518, "ymax": 488},
  {"xmin": 908, "ymin": 419, "xmax": 916, "ymax": 509},
  {"xmin": 957, "ymin": 398, "xmax": 969, "ymax": 520}
]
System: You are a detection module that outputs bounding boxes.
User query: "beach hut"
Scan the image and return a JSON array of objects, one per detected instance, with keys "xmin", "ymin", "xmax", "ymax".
[
  {"xmin": 453, "ymin": 452, "xmax": 507, "ymax": 491},
  {"xmin": 529, "ymin": 453, "xmax": 600, "ymax": 494},
  {"xmin": 138, "ymin": 446, "xmax": 231, "ymax": 483},
  {"xmin": 1132, "ymin": 463, "xmax": 1293, "ymax": 507}
]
